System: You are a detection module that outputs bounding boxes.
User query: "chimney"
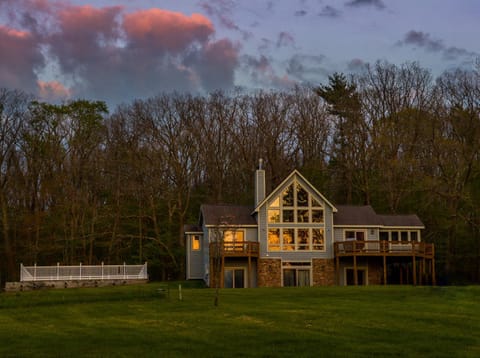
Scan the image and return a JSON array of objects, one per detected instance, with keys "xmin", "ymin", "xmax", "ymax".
[{"xmin": 255, "ymin": 159, "xmax": 266, "ymax": 206}]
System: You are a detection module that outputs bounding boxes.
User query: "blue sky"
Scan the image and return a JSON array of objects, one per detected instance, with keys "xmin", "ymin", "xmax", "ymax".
[{"xmin": 0, "ymin": 0, "xmax": 478, "ymax": 107}]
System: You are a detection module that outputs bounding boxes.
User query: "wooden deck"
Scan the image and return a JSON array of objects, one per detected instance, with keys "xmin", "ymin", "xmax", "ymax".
[
  {"xmin": 334, "ymin": 240, "xmax": 434, "ymax": 258},
  {"xmin": 334, "ymin": 240, "xmax": 435, "ymax": 286},
  {"xmin": 209, "ymin": 241, "xmax": 259, "ymax": 257}
]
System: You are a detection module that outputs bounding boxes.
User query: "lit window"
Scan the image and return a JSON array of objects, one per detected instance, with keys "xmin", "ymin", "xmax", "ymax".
[
  {"xmin": 311, "ymin": 209, "xmax": 324, "ymax": 223},
  {"xmin": 191, "ymin": 236, "xmax": 200, "ymax": 251},
  {"xmin": 283, "ymin": 210, "xmax": 294, "ymax": 222},
  {"xmin": 282, "ymin": 184, "xmax": 294, "ymax": 206},
  {"xmin": 268, "ymin": 209, "xmax": 280, "ymax": 223},
  {"xmin": 268, "ymin": 229, "xmax": 280, "ymax": 251},
  {"xmin": 282, "ymin": 229, "xmax": 295, "ymax": 250},
  {"xmin": 312, "ymin": 229, "xmax": 324, "ymax": 250},
  {"xmin": 297, "ymin": 229, "xmax": 309, "ymax": 250}
]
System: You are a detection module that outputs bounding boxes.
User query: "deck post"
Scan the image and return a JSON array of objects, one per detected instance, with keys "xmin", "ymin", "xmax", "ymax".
[
  {"xmin": 353, "ymin": 255, "xmax": 358, "ymax": 286},
  {"xmin": 220, "ymin": 256, "xmax": 225, "ymax": 288},
  {"xmin": 336, "ymin": 256, "xmax": 340, "ymax": 285},
  {"xmin": 383, "ymin": 255, "xmax": 387, "ymax": 285},
  {"xmin": 412, "ymin": 254, "xmax": 417, "ymax": 286},
  {"xmin": 248, "ymin": 255, "xmax": 252, "ymax": 288},
  {"xmin": 431, "ymin": 247, "xmax": 436, "ymax": 286}
]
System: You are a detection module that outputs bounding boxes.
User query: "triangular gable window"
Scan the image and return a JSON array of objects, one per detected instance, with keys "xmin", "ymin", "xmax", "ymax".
[
  {"xmin": 267, "ymin": 180, "xmax": 325, "ymax": 252},
  {"xmin": 268, "ymin": 182, "xmax": 324, "ymax": 224}
]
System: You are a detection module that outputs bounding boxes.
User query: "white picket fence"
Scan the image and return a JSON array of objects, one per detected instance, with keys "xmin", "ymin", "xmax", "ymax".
[{"xmin": 20, "ymin": 262, "xmax": 148, "ymax": 282}]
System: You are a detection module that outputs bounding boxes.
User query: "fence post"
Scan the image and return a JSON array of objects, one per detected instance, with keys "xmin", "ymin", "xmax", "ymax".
[
  {"xmin": 102, "ymin": 262, "xmax": 104, "ymax": 280},
  {"xmin": 57, "ymin": 262, "xmax": 60, "ymax": 280},
  {"xmin": 80, "ymin": 262, "xmax": 82, "ymax": 280},
  {"xmin": 20, "ymin": 263, "xmax": 23, "ymax": 282},
  {"xmin": 34, "ymin": 263, "xmax": 37, "ymax": 282},
  {"xmin": 123, "ymin": 262, "xmax": 126, "ymax": 279}
]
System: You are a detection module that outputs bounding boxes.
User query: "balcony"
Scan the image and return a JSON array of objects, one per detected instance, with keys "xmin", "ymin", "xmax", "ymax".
[
  {"xmin": 210, "ymin": 241, "xmax": 260, "ymax": 258},
  {"xmin": 334, "ymin": 240, "xmax": 434, "ymax": 259}
]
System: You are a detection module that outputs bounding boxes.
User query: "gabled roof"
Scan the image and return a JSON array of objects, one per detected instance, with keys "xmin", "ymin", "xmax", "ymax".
[
  {"xmin": 254, "ymin": 170, "xmax": 337, "ymax": 213},
  {"xmin": 378, "ymin": 214, "xmax": 424, "ymax": 228},
  {"xmin": 200, "ymin": 204, "xmax": 257, "ymax": 227},
  {"xmin": 334, "ymin": 205, "xmax": 382, "ymax": 226}
]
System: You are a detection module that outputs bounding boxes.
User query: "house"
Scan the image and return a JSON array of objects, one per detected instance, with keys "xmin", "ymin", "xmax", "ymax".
[{"xmin": 184, "ymin": 161, "xmax": 435, "ymax": 287}]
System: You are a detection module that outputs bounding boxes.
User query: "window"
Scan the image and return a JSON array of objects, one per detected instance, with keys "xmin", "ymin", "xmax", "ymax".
[
  {"xmin": 345, "ymin": 231, "xmax": 365, "ymax": 241},
  {"xmin": 283, "ymin": 229, "xmax": 295, "ymax": 251},
  {"xmin": 283, "ymin": 262, "xmax": 311, "ymax": 287},
  {"xmin": 312, "ymin": 229, "xmax": 325, "ymax": 250},
  {"xmin": 191, "ymin": 235, "xmax": 200, "ymax": 251},
  {"xmin": 410, "ymin": 231, "xmax": 418, "ymax": 242},
  {"xmin": 224, "ymin": 230, "xmax": 245, "ymax": 251},
  {"xmin": 380, "ymin": 230, "xmax": 421, "ymax": 242},
  {"xmin": 268, "ymin": 229, "xmax": 280, "ymax": 251},
  {"xmin": 267, "ymin": 180, "xmax": 325, "ymax": 251},
  {"xmin": 391, "ymin": 231, "xmax": 399, "ymax": 241}
]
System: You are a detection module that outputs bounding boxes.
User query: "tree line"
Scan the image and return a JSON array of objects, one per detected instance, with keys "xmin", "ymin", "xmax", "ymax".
[{"xmin": 0, "ymin": 61, "xmax": 479, "ymax": 284}]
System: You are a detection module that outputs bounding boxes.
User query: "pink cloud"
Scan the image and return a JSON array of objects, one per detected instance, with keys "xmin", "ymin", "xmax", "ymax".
[
  {"xmin": 0, "ymin": 1, "xmax": 240, "ymax": 104},
  {"xmin": 50, "ymin": 5, "xmax": 123, "ymax": 66},
  {"xmin": 37, "ymin": 80, "xmax": 71, "ymax": 101},
  {"xmin": 0, "ymin": 25, "xmax": 43, "ymax": 91},
  {"xmin": 123, "ymin": 9, "xmax": 214, "ymax": 54}
]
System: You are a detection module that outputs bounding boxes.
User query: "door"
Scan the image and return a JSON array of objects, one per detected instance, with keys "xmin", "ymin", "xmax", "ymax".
[
  {"xmin": 224, "ymin": 268, "xmax": 245, "ymax": 288},
  {"xmin": 283, "ymin": 269, "xmax": 311, "ymax": 287}
]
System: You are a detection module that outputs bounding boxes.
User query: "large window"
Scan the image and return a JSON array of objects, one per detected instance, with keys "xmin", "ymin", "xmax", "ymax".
[{"xmin": 267, "ymin": 181, "xmax": 325, "ymax": 252}]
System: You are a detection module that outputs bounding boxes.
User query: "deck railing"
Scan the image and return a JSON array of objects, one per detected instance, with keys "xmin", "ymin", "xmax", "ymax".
[
  {"xmin": 20, "ymin": 262, "xmax": 148, "ymax": 282},
  {"xmin": 334, "ymin": 240, "xmax": 434, "ymax": 257},
  {"xmin": 210, "ymin": 241, "xmax": 259, "ymax": 257}
]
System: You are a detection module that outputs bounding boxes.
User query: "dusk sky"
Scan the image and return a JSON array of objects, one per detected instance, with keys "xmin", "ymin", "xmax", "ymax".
[{"xmin": 1, "ymin": 0, "xmax": 479, "ymax": 107}]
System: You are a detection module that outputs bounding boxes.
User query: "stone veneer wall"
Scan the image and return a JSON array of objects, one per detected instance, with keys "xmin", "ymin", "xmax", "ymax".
[
  {"xmin": 312, "ymin": 258, "xmax": 335, "ymax": 286},
  {"xmin": 257, "ymin": 258, "xmax": 282, "ymax": 287}
]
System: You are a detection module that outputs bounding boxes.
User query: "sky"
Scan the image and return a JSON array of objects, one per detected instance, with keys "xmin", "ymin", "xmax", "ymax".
[{"xmin": 0, "ymin": 0, "xmax": 479, "ymax": 107}]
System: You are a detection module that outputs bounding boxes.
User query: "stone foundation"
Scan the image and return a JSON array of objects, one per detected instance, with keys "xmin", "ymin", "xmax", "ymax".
[
  {"xmin": 257, "ymin": 258, "xmax": 281, "ymax": 287},
  {"xmin": 4, "ymin": 279, "xmax": 148, "ymax": 292},
  {"xmin": 312, "ymin": 258, "xmax": 335, "ymax": 286}
]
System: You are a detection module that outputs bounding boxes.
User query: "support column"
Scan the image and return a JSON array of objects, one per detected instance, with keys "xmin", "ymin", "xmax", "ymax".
[
  {"xmin": 248, "ymin": 255, "xmax": 252, "ymax": 288},
  {"xmin": 432, "ymin": 257, "xmax": 436, "ymax": 286},
  {"xmin": 353, "ymin": 255, "xmax": 358, "ymax": 286},
  {"xmin": 336, "ymin": 256, "xmax": 340, "ymax": 285},
  {"xmin": 383, "ymin": 255, "xmax": 387, "ymax": 286},
  {"xmin": 220, "ymin": 256, "xmax": 225, "ymax": 288},
  {"xmin": 412, "ymin": 255, "xmax": 417, "ymax": 286}
]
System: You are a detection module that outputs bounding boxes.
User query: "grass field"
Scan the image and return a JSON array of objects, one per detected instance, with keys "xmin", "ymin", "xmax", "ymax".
[{"xmin": 0, "ymin": 283, "xmax": 479, "ymax": 357}]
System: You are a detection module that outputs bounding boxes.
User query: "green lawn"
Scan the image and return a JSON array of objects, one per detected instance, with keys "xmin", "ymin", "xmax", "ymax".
[{"xmin": 0, "ymin": 284, "xmax": 478, "ymax": 357}]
